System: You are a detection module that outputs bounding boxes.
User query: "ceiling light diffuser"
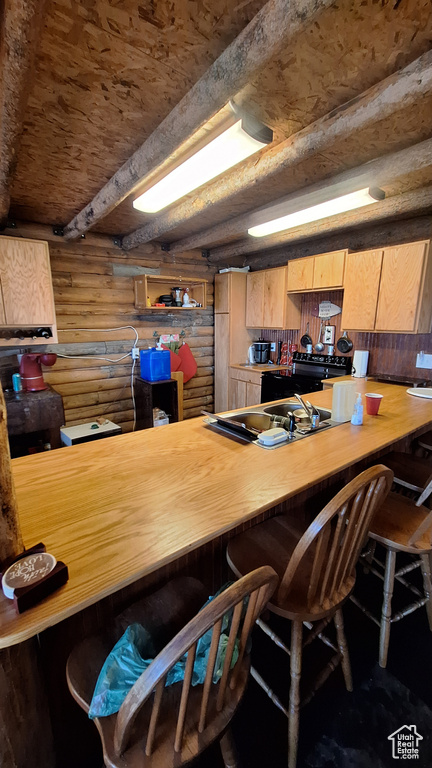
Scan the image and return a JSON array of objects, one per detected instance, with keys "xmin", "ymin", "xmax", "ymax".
[
  {"xmin": 248, "ymin": 188, "xmax": 385, "ymax": 237},
  {"xmin": 133, "ymin": 117, "xmax": 272, "ymax": 213}
]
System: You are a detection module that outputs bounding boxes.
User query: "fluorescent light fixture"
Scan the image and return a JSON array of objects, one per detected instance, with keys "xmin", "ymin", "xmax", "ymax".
[
  {"xmin": 133, "ymin": 117, "xmax": 272, "ymax": 213},
  {"xmin": 248, "ymin": 187, "xmax": 385, "ymax": 238}
]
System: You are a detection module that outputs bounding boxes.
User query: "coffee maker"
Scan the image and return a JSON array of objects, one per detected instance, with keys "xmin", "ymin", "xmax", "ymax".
[{"xmin": 248, "ymin": 339, "xmax": 271, "ymax": 364}]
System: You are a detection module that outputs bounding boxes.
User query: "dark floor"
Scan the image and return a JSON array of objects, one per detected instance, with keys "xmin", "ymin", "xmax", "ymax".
[
  {"xmin": 67, "ymin": 547, "xmax": 432, "ymax": 768},
  {"xmin": 198, "ymin": 547, "xmax": 432, "ymax": 768}
]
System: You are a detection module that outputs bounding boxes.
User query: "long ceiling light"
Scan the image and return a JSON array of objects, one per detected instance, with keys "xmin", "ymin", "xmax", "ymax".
[
  {"xmin": 133, "ymin": 116, "xmax": 273, "ymax": 213},
  {"xmin": 248, "ymin": 187, "xmax": 385, "ymax": 237}
]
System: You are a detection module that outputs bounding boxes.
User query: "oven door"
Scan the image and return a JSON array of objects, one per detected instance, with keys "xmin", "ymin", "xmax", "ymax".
[{"xmin": 261, "ymin": 372, "xmax": 323, "ymax": 403}]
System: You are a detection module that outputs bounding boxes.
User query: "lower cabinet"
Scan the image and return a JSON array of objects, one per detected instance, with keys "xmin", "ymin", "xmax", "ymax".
[{"xmin": 229, "ymin": 368, "xmax": 262, "ymax": 410}]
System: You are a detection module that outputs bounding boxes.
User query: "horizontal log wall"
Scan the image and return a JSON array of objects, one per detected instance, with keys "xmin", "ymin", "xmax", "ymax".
[{"xmin": 0, "ymin": 240, "xmax": 216, "ymax": 432}]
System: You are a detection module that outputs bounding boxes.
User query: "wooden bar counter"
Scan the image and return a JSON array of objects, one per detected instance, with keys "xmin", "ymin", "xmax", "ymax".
[
  {"xmin": 3, "ymin": 379, "xmax": 432, "ymax": 648},
  {"xmin": 2, "ymin": 380, "xmax": 432, "ymax": 766}
]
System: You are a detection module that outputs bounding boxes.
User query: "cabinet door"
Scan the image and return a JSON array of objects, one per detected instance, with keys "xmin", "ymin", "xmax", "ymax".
[
  {"xmin": 0, "ymin": 239, "xmax": 56, "ymax": 325},
  {"xmin": 214, "ymin": 273, "xmax": 229, "ymax": 313},
  {"xmin": 375, "ymin": 242, "xmax": 427, "ymax": 332},
  {"xmin": 229, "ymin": 378, "xmax": 247, "ymax": 410},
  {"xmin": 341, "ymin": 250, "xmax": 383, "ymax": 330},
  {"xmin": 313, "ymin": 250, "xmax": 346, "ymax": 289},
  {"xmin": 246, "ymin": 381, "xmax": 262, "ymax": 407},
  {"xmin": 263, "ymin": 267, "xmax": 287, "ymax": 329},
  {"xmin": 246, "ymin": 272, "xmax": 264, "ymax": 328},
  {"xmin": 287, "ymin": 257, "xmax": 314, "ymax": 291}
]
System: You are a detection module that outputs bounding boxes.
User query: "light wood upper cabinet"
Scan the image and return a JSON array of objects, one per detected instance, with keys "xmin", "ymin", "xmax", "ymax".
[
  {"xmin": 375, "ymin": 241, "xmax": 432, "ymax": 333},
  {"xmin": 287, "ymin": 257, "xmax": 314, "ymax": 291},
  {"xmin": 341, "ymin": 240, "xmax": 432, "ymax": 334},
  {"xmin": 287, "ymin": 250, "xmax": 346, "ymax": 292},
  {"xmin": 313, "ymin": 250, "xmax": 346, "ymax": 289},
  {"xmin": 246, "ymin": 267, "xmax": 301, "ymax": 330},
  {"xmin": 0, "ymin": 237, "xmax": 58, "ymax": 345},
  {"xmin": 341, "ymin": 249, "xmax": 383, "ymax": 331},
  {"xmin": 245, "ymin": 271, "xmax": 265, "ymax": 328}
]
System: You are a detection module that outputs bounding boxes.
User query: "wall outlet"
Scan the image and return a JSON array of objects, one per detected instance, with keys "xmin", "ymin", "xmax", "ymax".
[
  {"xmin": 131, "ymin": 347, "xmax": 140, "ymax": 359},
  {"xmin": 270, "ymin": 342, "xmax": 276, "ymax": 352},
  {"xmin": 416, "ymin": 351, "xmax": 432, "ymax": 369}
]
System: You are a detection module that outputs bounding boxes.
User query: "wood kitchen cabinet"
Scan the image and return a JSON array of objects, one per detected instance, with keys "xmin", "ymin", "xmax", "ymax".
[
  {"xmin": 0, "ymin": 236, "xmax": 58, "ymax": 346},
  {"xmin": 246, "ymin": 267, "xmax": 301, "ymax": 329},
  {"xmin": 229, "ymin": 367, "xmax": 262, "ymax": 410},
  {"xmin": 287, "ymin": 250, "xmax": 347, "ymax": 292},
  {"xmin": 342, "ymin": 240, "xmax": 432, "ymax": 333},
  {"xmin": 214, "ymin": 272, "xmax": 259, "ymax": 412}
]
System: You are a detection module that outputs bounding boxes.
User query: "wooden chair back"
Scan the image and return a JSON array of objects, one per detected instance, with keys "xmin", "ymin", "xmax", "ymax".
[
  {"xmin": 278, "ymin": 465, "xmax": 393, "ymax": 611},
  {"xmin": 109, "ymin": 566, "xmax": 278, "ymax": 761}
]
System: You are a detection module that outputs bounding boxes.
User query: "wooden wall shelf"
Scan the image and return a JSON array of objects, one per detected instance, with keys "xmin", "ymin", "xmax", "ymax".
[{"xmin": 134, "ymin": 274, "xmax": 207, "ymax": 310}]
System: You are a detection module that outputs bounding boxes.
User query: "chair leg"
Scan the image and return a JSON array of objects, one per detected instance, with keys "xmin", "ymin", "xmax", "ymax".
[
  {"xmin": 363, "ymin": 539, "xmax": 376, "ymax": 574},
  {"xmin": 333, "ymin": 608, "xmax": 353, "ymax": 692},
  {"xmin": 379, "ymin": 549, "xmax": 396, "ymax": 668},
  {"xmin": 288, "ymin": 620, "xmax": 303, "ymax": 768},
  {"xmin": 420, "ymin": 553, "xmax": 432, "ymax": 631},
  {"xmin": 220, "ymin": 728, "xmax": 239, "ymax": 768}
]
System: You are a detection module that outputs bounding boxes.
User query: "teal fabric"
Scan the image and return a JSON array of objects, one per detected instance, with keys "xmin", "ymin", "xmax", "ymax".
[{"xmin": 89, "ymin": 584, "xmax": 239, "ymax": 720}]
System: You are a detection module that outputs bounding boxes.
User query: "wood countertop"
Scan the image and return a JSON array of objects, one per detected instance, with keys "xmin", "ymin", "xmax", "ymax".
[{"xmin": 2, "ymin": 380, "xmax": 432, "ymax": 648}]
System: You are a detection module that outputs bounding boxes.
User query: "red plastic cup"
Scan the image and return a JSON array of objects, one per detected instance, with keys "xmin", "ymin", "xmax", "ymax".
[{"xmin": 365, "ymin": 393, "xmax": 383, "ymax": 415}]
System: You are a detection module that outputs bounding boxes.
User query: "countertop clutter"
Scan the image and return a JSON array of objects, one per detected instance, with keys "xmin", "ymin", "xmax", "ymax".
[{"xmin": 2, "ymin": 380, "xmax": 432, "ymax": 649}]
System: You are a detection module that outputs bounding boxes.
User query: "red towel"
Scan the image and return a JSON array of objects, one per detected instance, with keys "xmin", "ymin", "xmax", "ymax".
[
  {"xmin": 161, "ymin": 344, "xmax": 181, "ymax": 372},
  {"xmin": 178, "ymin": 343, "xmax": 197, "ymax": 383}
]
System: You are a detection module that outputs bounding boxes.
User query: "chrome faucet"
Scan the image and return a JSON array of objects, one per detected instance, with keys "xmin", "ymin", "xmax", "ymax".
[{"xmin": 294, "ymin": 394, "xmax": 320, "ymax": 428}]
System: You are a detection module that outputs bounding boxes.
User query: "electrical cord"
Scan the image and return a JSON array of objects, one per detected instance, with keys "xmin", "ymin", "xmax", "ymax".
[{"xmin": 57, "ymin": 325, "xmax": 139, "ymax": 430}]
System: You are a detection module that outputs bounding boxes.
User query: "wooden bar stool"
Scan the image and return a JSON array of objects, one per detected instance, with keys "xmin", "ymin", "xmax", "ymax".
[
  {"xmin": 226, "ymin": 465, "xmax": 393, "ymax": 768},
  {"xmin": 66, "ymin": 567, "xmax": 277, "ymax": 768},
  {"xmin": 352, "ymin": 485, "xmax": 432, "ymax": 668},
  {"xmin": 380, "ymin": 451, "xmax": 432, "ymax": 504}
]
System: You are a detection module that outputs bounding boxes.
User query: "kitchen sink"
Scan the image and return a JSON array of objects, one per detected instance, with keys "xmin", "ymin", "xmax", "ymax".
[
  {"xmin": 203, "ymin": 399, "xmax": 341, "ymax": 448},
  {"xmin": 263, "ymin": 403, "xmax": 332, "ymax": 422}
]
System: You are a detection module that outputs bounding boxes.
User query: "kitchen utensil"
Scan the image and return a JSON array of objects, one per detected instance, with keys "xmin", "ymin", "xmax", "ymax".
[
  {"xmin": 251, "ymin": 339, "xmax": 271, "ymax": 364},
  {"xmin": 336, "ymin": 330, "xmax": 353, "ymax": 353},
  {"xmin": 314, "ymin": 321, "xmax": 325, "ymax": 353},
  {"xmin": 300, "ymin": 322, "xmax": 312, "ymax": 349},
  {"xmin": 276, "ymin": 340, "xmax": 282, "ymax": 365},
  {"xmin": 201, "ymin": 410, "xmax": 260, "ymax": 441}
]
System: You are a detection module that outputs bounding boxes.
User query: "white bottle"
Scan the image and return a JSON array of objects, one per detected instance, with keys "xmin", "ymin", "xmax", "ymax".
[{"xmin": 351, "ymin": 393, "xmax": 363, "ymax": 426}]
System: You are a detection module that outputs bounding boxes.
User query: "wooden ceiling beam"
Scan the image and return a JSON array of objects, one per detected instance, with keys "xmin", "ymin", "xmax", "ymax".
[
  {"xmin": 174, "ymin": 138, "xmax": 432, "ymax": 255},
  {"xmin": 0, "ymin": 0, "xmax": 47, "ymax": 227},
  {"xmin": 206, "ymin": 185, "xmax": 432, "ymax": 263},
  {"xmin": 122, "ymin": 49, "xmax": 432, "ymax": 251},
  {"xmin": 62, "ymin": 0, "xmax": 335, "ymax": 242}
]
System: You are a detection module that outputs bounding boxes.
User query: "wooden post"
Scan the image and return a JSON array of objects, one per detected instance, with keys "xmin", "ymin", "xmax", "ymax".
[
  {"xmin": 0, "ymin": 382, "xmax": 55, "ymax": 768},
  {"xmin": 0, "ymin": 382, "xmax": 23, "ymax": 562}
]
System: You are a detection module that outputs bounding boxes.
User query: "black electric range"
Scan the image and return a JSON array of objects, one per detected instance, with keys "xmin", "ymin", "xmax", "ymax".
[{"xmin": 261, "ymin": 352, "xmax": 352, "ymax": 403}]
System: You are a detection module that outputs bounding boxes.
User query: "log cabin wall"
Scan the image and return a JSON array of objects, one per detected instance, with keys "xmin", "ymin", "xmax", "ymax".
[{"xmin": 0, "ymin": 236, "xmax": 216, "ymax": 430}]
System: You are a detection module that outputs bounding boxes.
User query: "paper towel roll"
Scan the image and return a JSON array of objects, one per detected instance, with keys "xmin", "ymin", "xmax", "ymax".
[{"xmin": 352, "ymin": 350, "xmax": 369, "ymax": 378}]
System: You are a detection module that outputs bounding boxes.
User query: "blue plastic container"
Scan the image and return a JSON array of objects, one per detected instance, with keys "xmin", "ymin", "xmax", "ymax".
[{"xmin": 140, "ymin": 348, "xmax": 171, "ymax": 382}]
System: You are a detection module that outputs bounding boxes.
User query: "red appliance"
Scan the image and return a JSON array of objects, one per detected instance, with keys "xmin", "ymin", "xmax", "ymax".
[{"xmin": 19, "ymin": 354, "xmax": 57, "ymax": 391}]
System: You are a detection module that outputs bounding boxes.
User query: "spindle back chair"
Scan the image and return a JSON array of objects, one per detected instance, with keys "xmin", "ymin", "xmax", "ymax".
[
  {"xmin": 226, "ymin": 465, "xmax": 394, "ymax": 768},
  {"xmin": 67, "ymin": 566, "xmax": 278, "ymax": 768},
  {"xmin": 353, "ymin": 469, "xmax": 432, "ymax": 667}
]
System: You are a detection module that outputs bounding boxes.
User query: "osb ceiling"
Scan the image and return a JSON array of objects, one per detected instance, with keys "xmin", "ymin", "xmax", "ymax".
[{"xmin": 4, "ymin": 0, "xmax": 432, "ymax": 257}]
